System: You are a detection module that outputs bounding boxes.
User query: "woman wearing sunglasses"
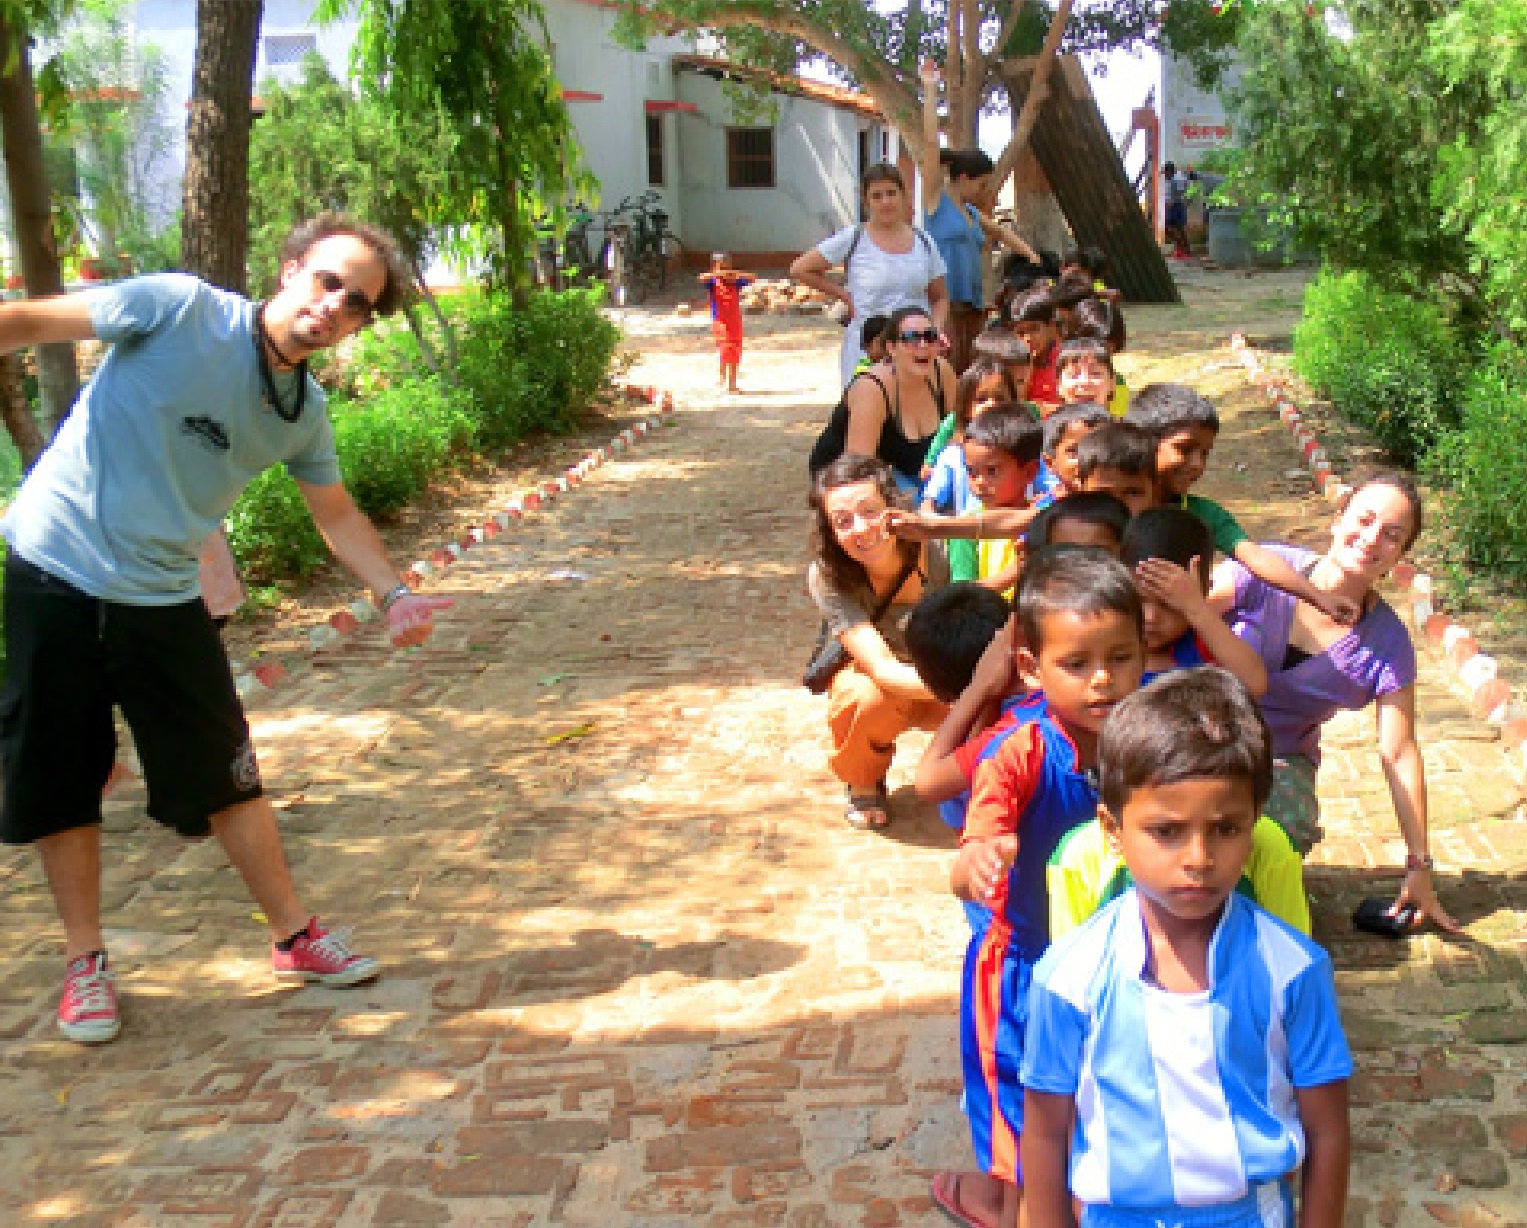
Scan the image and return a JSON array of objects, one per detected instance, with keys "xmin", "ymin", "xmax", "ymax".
[
  {"xmin": 790, "ymin": 163, "xmax": 949, "ymax": 388},
  {"xmin": 830, "ymin": 304, "xmax": 956, "ymax": 495}
]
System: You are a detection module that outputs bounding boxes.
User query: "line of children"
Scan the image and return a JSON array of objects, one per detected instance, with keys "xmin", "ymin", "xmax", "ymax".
[
  {"xmin": 893, "ymin": 382, "xmax": 1364, "ymax": 1225},
  {"xmin": 1024, "ymin": 670, "xmax": 1350, "ymax": 1228},
  {"xmin": 906, "ymin": 547, "xmax": 1347, "ymax": 1228}
]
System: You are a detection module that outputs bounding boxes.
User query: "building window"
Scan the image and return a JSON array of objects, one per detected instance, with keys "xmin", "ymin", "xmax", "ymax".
[
  {"xmin": 646, "ymin": 114, "xmax": 665, "ymax": 186},
  {"xmin": 263, "ymin": 32, "xmax": 318, "ymax": 68},
  {"xmin": 726, "ymin": 127, "xmax": 775, "ymax": 189}
]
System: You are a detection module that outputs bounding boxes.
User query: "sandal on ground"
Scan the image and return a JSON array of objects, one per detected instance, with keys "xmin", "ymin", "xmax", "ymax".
[
  {"xmin": 844, "ymin": 783, "xmax": 890, "ymax": 830},
  {"xmin": 931, "ymin": 1171, "xmax": 1000, "ymax": 1228}
]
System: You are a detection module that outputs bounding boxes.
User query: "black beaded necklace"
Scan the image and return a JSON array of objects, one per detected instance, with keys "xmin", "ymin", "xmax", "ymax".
[{"xmin": 252, "ymin": 303, "xmax": 309, "ymax": 423}]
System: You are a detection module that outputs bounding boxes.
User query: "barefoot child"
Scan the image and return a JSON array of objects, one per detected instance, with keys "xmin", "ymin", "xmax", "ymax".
[
  {"xmin": 1023, "ymin": 669, "xmax": 1351, "ymax": 1228},
  {"xmin": 950, "ymin": 549, "xmax": 1147, "ymax": 1228},
  {"xmin": 699, "ymin": 252, "xmax": 755, "ymax": 393}
]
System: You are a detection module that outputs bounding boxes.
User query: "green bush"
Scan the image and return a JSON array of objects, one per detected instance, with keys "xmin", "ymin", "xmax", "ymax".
[
  {"xmin": 452, "ymin": 286, "xmax": 617, "ymax": 447},
  {"xmin": 333, "ymin": 377, "xmax": 475, "ymax": 515},
  {"xmin": 225, "ymin": 464, "xmax": 327, "ymax": 581},
  {"xmin": 1430, "ymin": 345, "xmax": 1527, "ymax": 578},
  {"xmin": 225, "ymin": 285, "xmax": 619, "ymax": 584},
  {"xmin": 1293, "ymin": 269, "xmax": 1466, "ymax": 465}
]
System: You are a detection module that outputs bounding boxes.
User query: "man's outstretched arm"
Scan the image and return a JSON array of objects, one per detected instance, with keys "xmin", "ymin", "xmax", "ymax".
[{"xmin": 0, "ymin": 296, "xmax": 97, "ymax": 355}]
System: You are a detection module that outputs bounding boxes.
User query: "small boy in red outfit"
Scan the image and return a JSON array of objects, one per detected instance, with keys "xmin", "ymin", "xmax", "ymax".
[{"xmin": 699, "ymin": 252, "xmax": 755, "ymax": 393}]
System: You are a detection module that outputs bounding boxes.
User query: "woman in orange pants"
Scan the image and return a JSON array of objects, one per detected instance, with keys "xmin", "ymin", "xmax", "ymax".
[{"xmin": 807, "ymin": 455, "xmax": 949, "ymax": 828}]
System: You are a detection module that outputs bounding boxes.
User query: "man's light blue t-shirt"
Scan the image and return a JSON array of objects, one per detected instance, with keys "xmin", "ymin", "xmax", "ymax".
[{"xmin": 3, "ymin": 274, "xmax": 341, "ymax": 605}]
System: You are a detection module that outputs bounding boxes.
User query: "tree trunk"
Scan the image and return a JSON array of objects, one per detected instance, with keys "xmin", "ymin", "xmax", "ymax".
[
  {"xmin": 959, "ymin": 0, "xmax": 983, "ymax": 147},
  {"xmin": 0, "ymin": 15, "xmax": 81, "ymax": 439},
  {"xmin": 181, "ymin": 0, "xmax": 263, "ymax": 293},
  {"xmin": 0, "ymin": 353, "xmax": 46, "ymax": 469},
  {"xmin": 1005, "ymin": 55, "xmax": 1179, "ymax": 303},
  {"xmin": 990, "ymin": 0, "xmax": 1074, "ymax": 195}
]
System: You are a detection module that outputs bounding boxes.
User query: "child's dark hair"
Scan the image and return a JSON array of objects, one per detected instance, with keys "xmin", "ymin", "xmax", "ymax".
[
  {"xmin": 971, "ymin": 327, "xmax": 1032, "ymax": 366},
  {"xmin": 1126, "ymin": 383, "xmax": 1220, "ymax": 438},
  {"xmin": 1054, "ymin": 276, "xmax": 1096, "ymax": 311},
  {"xmin": 1056, "ymin": 338, "xmax": 1116, "ymax": 381},
  {"xmin": 965, "ymin": 402, "xmax": 1044, "ymax": 465},
  {"xmin": 860, "ymin": 314, "xmax": 890, "ymax": 351},
  {"xmin": 1016, "ymin": 545, "xmax": 1143, "ymax": 653},
  {"xmin": 1004, "ymin": 286, "xmax": 1057, "ymax": 326},
  {"xmin": 955, "ymin": 359, "xmax": 1019, "ymax": 429},
  {"xmin": 1098, "ymin": 667, "xmax": 1273, "ymax": 814},
  {"xmin": 1070, "ymin": 297, "xmax": 1127, "ymax": 353},
  {"xmin": 1028, "ymin": 492, "xmax": 1132, "ymax": 551},
  {"xmin": 905, "ymin": 582, "xmax": 1009, "ymax": 702},
  {"xmin": 1076, "ymin": 421, "xmax": 1158, "ymax": 482},
  {"xmin": 1043, "ymin": 401, "xmax": 1113, "ymax": 459},
  {"xmin": 999, "ymin": 251, "xmax": 1061, "ymax": 294},
  {"xmin": 941, "ymin": 148, "xmax": 996, "ymax": 181},
  {"xmin": 1062, "ymin": 245, "xmax": 1109, "ymax": 282},
  {"xmin": 1120, "ymin": 507, "xmax": 1214, "ymax": 589}
]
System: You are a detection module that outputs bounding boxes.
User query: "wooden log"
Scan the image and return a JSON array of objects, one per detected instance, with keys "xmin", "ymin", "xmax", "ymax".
[{"xmin": 1001, "ymin": 56, "xmax": 1180, "ymax": 304}]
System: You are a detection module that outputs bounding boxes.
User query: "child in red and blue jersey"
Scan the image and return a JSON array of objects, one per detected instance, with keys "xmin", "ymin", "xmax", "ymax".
[
  {"xmin": 698, "ymin": 252, "xmax": 755, "ymax": 393},
  {"xmin": 948, "ymin": 548, "xmax": 1146, "ymax": 1228},
  {"xmin": 1121, "ymin": 507, "xmax": 1267, "ymax": 695}
]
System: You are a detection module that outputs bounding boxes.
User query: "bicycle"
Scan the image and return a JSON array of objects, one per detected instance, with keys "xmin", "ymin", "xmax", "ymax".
[
  {"xmin": 561, "ymin": 202, "xmax": 602, "ymax": 285},
  {"xmin": 608, "ymin": 192, "xmax": 683, "ymax": 298},
  {"xmin": 530, "ymin": 213, "xmax": 562, "ymax": 291}
]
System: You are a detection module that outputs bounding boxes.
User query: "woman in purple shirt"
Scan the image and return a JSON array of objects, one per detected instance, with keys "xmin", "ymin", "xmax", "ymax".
[{"xmin": 1220, "ymin": 473, "xmax": 1458, "ymax": 932}]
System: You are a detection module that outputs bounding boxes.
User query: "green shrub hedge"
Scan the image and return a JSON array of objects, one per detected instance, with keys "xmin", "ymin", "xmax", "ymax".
[
  {"xmin": 1430, "ymin": 344, "xmax": 1527, "ymax": 578},
  {"xmin": 1293, "ymin": 269, "xmax": 1466, "ymax": 465},
  {"xmin": 225, "ymin": 285, "xmax": 618, "ymax": 584}
]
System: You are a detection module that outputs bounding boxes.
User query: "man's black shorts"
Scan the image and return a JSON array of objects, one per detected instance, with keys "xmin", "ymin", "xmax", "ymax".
[{"xmin": 0, "ymin": 553, "xmax": 263, "ymax": 843}]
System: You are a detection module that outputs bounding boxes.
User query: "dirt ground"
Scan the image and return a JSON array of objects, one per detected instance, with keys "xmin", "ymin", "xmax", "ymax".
[{"xmin": 3, "ymin": 264, "xmax": 1525, "ymax": 1228}]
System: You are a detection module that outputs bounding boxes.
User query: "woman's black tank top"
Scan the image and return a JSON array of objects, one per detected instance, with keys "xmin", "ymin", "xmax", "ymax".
[{"xmin": 861, "ymin": 367, "xmax": 946, "ymax": 483}]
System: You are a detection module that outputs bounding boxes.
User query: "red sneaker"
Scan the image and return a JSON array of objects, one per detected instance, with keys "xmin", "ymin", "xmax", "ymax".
[
  {"xmin": 272, "ymin": 919, "xmax": 379, "ymax": 987},
  {"xmin": 58, "ymin": 952, "xmax": 121, "ymax": 1043}
]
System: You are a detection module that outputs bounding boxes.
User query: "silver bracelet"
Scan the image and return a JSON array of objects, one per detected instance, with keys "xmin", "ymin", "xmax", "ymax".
[{"xmin": 379, "ymin": 583, "xmax": 411, "ymax": 612}]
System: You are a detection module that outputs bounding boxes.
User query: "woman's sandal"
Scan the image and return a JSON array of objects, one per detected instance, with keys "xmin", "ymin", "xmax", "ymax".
[{"xmin": 844, "ymin": 783, "xmax": 890, "ymax": 830}]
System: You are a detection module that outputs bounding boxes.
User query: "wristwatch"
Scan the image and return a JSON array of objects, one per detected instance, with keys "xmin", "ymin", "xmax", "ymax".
[{"xmin": 1405, "ymin": 852, "xmax": 1435, "ymax": 872}]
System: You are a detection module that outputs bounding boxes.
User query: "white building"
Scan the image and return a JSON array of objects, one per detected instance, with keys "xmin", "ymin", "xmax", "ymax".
[{"xmin": 12, "ymin": 0, "xmax": 891, "ymax": 272}]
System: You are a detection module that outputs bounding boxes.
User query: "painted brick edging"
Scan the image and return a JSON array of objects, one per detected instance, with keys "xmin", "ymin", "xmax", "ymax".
[
  {"xmin": 229, "ymin": 383, "xmax": 677, "ymax": 699},
  {"xmin": 1228, "ymin": 335, "xmax": 1527, "ymax": 774}
]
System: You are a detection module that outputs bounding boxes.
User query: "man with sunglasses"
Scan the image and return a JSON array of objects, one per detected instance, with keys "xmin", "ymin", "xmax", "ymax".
[{"xmin": 0, "ymin": 213, "xmax": 451, "ymax": 1043}]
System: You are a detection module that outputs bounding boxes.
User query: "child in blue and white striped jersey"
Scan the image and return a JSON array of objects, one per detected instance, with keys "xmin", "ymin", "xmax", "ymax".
[{"xmin": 1021, "ymin": 668, "xmax": 1351, "ymax": 1228}]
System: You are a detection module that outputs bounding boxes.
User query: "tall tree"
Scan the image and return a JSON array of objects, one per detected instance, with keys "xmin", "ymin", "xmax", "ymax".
[
  {"xmin": 0, "ymin": 2, "xmax": 80, "ymax": 439},
  {"xmin": 613, "ymin": 1, "xmax": 1236, "ymax": 187},
  {"xmin": 181, "ymin": 0, "xmax": 262, "ymax": 292},
  {"xmin": 319, "ymin": 0, "xmax": 588, "ymax": 289}
]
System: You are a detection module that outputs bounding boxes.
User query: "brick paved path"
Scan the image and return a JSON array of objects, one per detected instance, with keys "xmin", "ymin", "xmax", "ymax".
[{"xmin": 3, "ymin": 272, "xmax": 1526, "ymax": 1227}]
